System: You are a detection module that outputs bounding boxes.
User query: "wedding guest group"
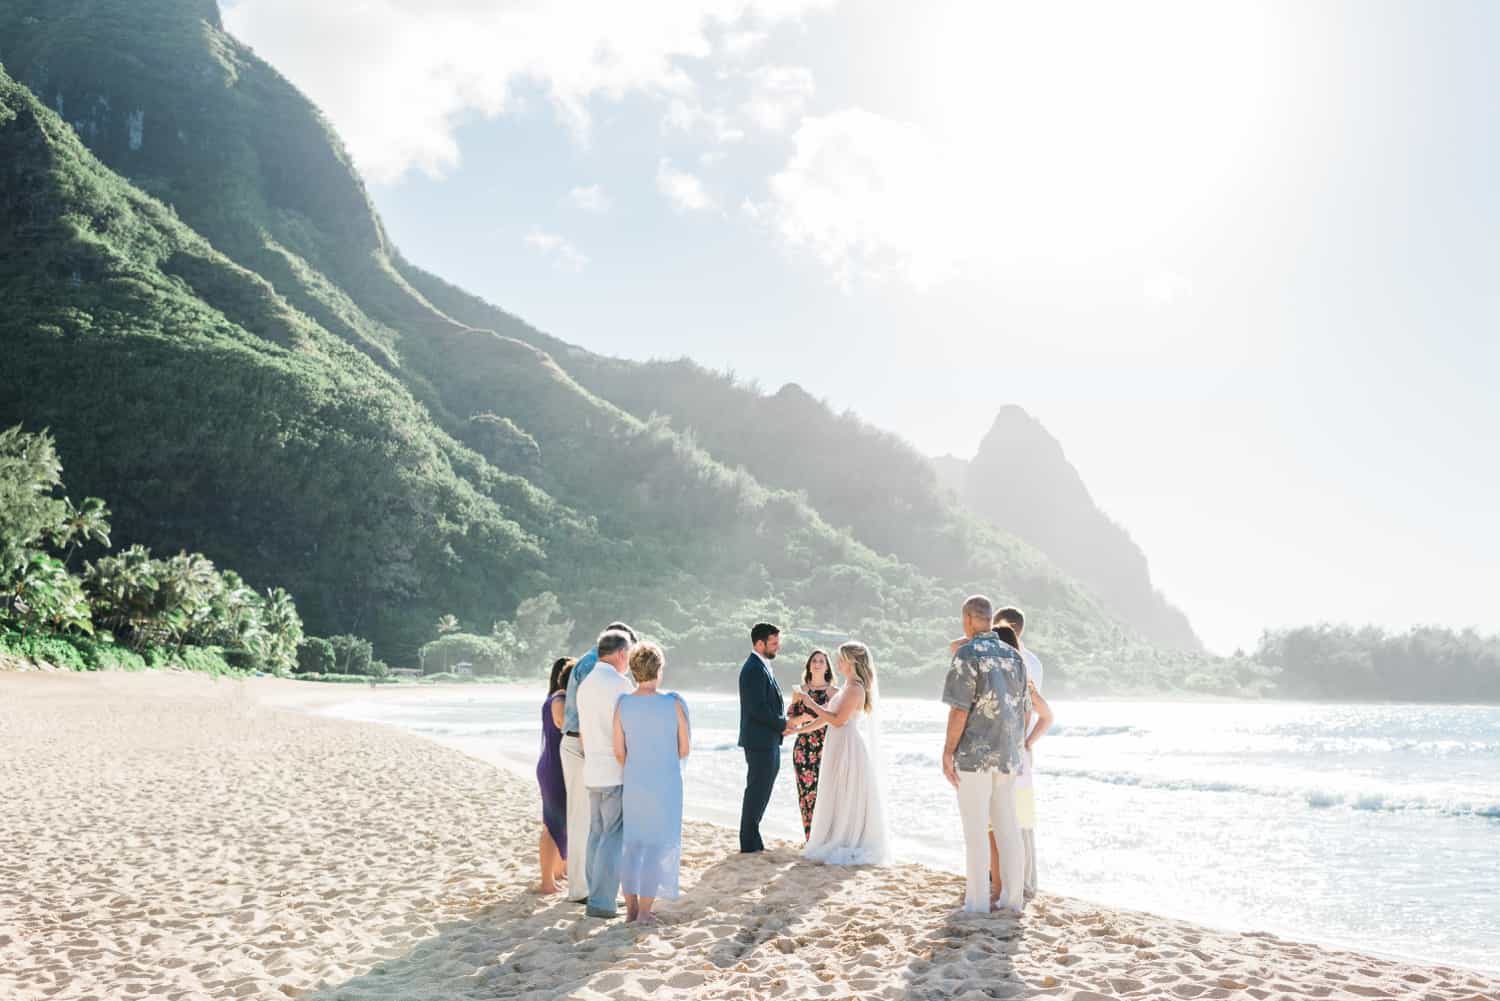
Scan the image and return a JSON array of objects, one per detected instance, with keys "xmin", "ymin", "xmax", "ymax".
[{"xmin": 533, "ymin": 604, "xmax": 1053, "ymax": 922}]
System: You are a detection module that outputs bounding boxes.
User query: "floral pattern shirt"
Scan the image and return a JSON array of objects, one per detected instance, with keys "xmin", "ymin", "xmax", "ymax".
[{"xmin": 941, "ymin": 631, "xmax": 1031, "ymax": 773}]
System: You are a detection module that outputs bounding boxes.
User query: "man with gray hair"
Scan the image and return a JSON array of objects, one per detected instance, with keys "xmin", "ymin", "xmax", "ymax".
[
  {"xmin": 560, "ymin": 621, "xmax": 636, "ymax": 902},
  {"xmin": 941, "ymin": 594, "xmax": 1031, "ymax": 914},
  {"xmin": 576, "ymin": 628, "xmax": 636, "ymax": 918}
]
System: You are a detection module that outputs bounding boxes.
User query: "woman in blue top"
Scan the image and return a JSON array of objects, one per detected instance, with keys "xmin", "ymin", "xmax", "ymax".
[{"xmin": 612, "ymin": 641, "xmax": 691, "ymax": 925}]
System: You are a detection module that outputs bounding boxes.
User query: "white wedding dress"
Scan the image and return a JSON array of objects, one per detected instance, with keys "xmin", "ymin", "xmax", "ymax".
[{"xmin": 802, "ymin": 683, "xmax": 891, "ymax": 865}]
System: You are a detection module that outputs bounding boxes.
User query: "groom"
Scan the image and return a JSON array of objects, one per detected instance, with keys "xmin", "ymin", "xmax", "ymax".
[{"xmin": 737, "ymin": 622, "xmax": 790, "ymax": 853}]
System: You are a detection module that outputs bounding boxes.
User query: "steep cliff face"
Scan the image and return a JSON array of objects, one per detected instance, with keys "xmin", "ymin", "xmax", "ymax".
[
  {"xmin": 0, "ymin": 65, "xmax": 573, "ymax": 658},
  {"xmin": 0, "ymin": 0, "xmax": 1216, "ymax": 685},
  {"xmin": 954, "ymin": 406, "xmax": 1203, "ymax": 652}
]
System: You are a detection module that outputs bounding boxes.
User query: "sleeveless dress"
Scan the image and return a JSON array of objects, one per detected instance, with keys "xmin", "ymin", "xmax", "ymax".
[
  {"xmin": 791, "ymin": 686, "xmax": 834, "ymax": 839},
  {"xmin": 536, "ymin": 690, "xmax": 567, "ymax": 857},
  {"xmin": 619, "ymin": 692, "xmax": 690, "ymax": 899},
  {"xmin": 802, "ymin": 684, "xmax": 890, "ymax": 865}
]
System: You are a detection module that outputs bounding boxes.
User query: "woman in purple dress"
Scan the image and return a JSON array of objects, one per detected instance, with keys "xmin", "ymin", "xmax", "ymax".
[{"xmin": 537, "ymin": 656, "xmax": 574, "ymax": 894}]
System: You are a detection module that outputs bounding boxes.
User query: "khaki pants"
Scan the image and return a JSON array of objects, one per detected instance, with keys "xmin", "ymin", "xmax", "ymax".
[
  {"xmin": 957, "ymin": 769, "xmax": 1023, "ymax": 913},
  {"xmin": 1021, "ymin": 828, "xmax": 1037, "ymax": 899},
  {"xmin": 560, "ymin": 735, "xmax": 589, "ymax": 900}
]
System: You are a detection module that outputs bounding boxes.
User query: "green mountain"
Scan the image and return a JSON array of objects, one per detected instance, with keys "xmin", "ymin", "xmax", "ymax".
[
  {"xmin": 936, "ymin": 406, "xmax": 1203, "ymax": 653},
  {"xmin": 0, "ymin": 0, "xmax": 1229, "ymax": 691}
]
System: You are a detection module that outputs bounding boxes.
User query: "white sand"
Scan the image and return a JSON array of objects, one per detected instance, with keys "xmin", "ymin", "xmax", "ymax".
[{"xmin": 2, "ymin": 670, "xmax": 1495, "ymax": 1001}]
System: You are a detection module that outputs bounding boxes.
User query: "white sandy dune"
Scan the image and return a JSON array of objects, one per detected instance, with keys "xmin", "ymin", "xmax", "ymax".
[{"xmin": 1, "ymin": 671, "xmax": 1495, "ymax": 1001}]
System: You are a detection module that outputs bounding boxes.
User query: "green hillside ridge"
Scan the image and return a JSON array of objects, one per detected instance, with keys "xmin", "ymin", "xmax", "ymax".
[
  {"xmin": 0, "ymin": 61, "xmax": 965, "ymax": 683},
  {"xmin": 0, "ymin": 1, "xmax": 1249, "ymax": 694},
  {"xmin": 0, "ymin": 65, "xmax": 586, "ymax": 659}
]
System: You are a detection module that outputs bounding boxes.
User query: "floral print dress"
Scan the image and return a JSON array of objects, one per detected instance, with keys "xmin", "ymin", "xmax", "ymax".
[{"xmin": 791, "ymin": 686, "xmax": 834, "ymax": 840}]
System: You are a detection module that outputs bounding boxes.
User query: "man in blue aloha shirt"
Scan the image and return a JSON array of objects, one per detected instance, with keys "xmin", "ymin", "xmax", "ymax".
[{"xmin": 941, "ymin": 594, "xmax": 1030, "ymax": 914}]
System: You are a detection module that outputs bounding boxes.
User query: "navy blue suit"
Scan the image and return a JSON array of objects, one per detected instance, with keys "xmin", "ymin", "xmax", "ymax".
[{"xmin": 738, "ymin": 652, "xmax": 787, "ymax": 852}]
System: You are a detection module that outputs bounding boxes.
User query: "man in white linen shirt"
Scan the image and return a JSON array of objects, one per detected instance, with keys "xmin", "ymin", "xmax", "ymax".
[
  {"xmin": 560, "ymin": 621, "xmax": 636, "ymax": 903},
  {"xmin": 996, "ymin": 606, "xmax": 1043, "ymax": 900},
  {"xmin": 576, "ymin": 629, "xmax": 635, "ymax": 919}
]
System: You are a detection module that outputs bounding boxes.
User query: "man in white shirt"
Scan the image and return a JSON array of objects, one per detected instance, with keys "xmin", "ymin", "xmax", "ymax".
[
  {"xmin": 575, "ymin": 629, "xmax": 635, "ymax": 918},
  {"xmin": 996, "ymin": 606, "xmax": 1043, "ymax": 900},
  {"xmin": 560, "ymin": 621, "xmax": 636, "ymax": 903}
]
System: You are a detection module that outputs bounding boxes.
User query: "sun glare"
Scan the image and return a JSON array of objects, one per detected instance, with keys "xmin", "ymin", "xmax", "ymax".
[{"xmin": 923, "ymin": 2, "xmax": 1285, "ymax": 265}]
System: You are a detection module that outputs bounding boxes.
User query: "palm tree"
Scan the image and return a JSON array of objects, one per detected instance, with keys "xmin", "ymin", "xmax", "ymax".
[
  {"xmin": 159, "ymin": 552, "xmax": 221, "ymax": 654},
  {"xmin": 0, "ymin": 425, "xmax": 64, "ymax": 578},
  {"xmin": 203, "ymin": 570, "xmax": 261, "ymax": 649},
  {"xmin": 84, "ymin": 545, "xmax": 161, "ymax": 649},
  {"xmin": 432, "ymin": 613, "xmax": 462, "ymax": 673},
  {"xmin": 52, "ymin": 496, "xmax": 111, "ymax": 567},
  {"xmin": 8, "ymin": 554, "xmax": 93, "ymax": 635},
  {"xmin": 257, "ymin": 587, "xmax": 304, "ymax": 675}
]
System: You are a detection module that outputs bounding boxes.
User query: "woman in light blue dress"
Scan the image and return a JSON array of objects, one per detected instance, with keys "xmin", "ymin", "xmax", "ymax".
[{"xmin": 611, "ymin": 641, "xmax": 691, "ymax": 925}]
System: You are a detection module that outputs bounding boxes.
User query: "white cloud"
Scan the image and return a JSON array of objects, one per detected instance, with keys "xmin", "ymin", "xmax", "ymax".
[
  {"xmin": 657, "ymin": 158, "xmax": 717, "ymax": 213},
  {"xmin": 758, "ymin": 108, "xmax": 982, "ymax": 289},
  {"xmin": 721, "ymin": 28, "xmax": 770, "ymax": 58},
  {"xmin": 524, "ymin": 228, "xmax": 590, "ymax": 271},
  {"xmin": 700, "ymin": 150, "xmax": 729, "ymax": 167},
  {"xmin": 741, "ymin": 65, "xmax": 815, "ymax": 132},
  {"xmin": 220, "ymin": 0, "xmax": 824, "ymax": 184},
  {"xmin": 568, "ymin": 184, "xmax": 611, "ymax": 212},
  {"xmin": 662, "ymin": 97, "xmax": 745, "ymax": 144}
]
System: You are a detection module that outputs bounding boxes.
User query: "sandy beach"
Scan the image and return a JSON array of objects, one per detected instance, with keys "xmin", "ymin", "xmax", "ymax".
[{"xmin": 1, "ymin": 672, "xmax": 1495, "ymax": 1001}]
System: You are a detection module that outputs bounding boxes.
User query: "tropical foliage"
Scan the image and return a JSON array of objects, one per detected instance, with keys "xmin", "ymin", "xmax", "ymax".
[
  {"xmin": 296, "ymin": 636, "xmax": 336, "ymax": 676},
  {"xmin": 1256, "ymin": 625, "xmax": 1500, "ymax": 703},
  {"xmin": 9, "ymin": 9, "xmax": 1476, "ymax": 702},
  {"xmin": 0, "ymin": 426, "xmax": 305, "ymax": 675}
]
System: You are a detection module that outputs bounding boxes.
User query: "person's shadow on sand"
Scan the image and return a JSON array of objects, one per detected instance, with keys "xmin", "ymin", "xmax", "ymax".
[
  {"xmin": 664, "ymin": 842, "xmax": 861, "ymax": 971},
  {"xmin": 297, "ymin": 842, "xmax": 861, "ymax": 1000},
  {"xmin": 897, "ymin": 908, "xmax": 1025, "ymax": 1000},
  {"xmin": 296, "ymin": 885, "xmax": 634, "ymax": 1000}
]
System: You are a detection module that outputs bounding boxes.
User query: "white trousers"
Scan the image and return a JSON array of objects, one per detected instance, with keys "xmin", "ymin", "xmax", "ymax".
[
  {"xmin": 957, "ymin": 768, "xmax": 1023, "ymax": 913},
  {"xmin": 560, "ymin": 735, "xmax": 590, "ymax": 900}
]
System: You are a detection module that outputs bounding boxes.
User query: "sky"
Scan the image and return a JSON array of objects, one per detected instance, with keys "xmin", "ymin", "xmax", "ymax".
[{"xmin": 220, "ymin": 0, "xmax": 1500, "ymax": 654}]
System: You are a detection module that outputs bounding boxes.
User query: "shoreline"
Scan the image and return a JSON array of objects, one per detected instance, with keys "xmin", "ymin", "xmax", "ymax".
[
  {"xmin": 3, "ymin": 670, "xmax": 1498, "ymax": 1001},
  {"xmin": 311, "ymin": 682, "xmax": 1500, "ymax": 980}
]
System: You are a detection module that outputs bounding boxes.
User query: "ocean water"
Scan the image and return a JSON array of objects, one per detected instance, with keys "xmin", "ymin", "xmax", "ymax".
[{"xmin": 325, "ymin": 692, "xmax": 1500, "ymax": 973}]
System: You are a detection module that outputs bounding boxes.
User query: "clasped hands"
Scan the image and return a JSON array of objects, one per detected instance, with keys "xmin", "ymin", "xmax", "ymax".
[{"xmin": 783, "ymin": 689, "xmax": 810, "ymax": 736}]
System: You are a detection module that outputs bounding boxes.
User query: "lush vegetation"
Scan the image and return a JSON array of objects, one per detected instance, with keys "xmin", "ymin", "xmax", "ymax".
[
  {"xmin": 0, "ymin": 13, "xmax": 1489, "ymax": 702},
  {"xmin": 0, "ymin": 8, "xmax": 1282, "ymax": 699},
  {"xmin": 0, "ymin": 62, "xmax": 577, "ymax": 665},
  {"xmin": 1256, "ymin": 625, "xmax": 1500, "ymax": 703},
  {"xmin": 0, "ymin": 425, "xmax": 302, "ymax": 675}
]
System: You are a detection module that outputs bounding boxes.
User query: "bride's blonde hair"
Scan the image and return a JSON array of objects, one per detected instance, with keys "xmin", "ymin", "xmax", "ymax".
[{"xmin": 837, "ymin": 641, "xmax": 874, "ymax": 712}]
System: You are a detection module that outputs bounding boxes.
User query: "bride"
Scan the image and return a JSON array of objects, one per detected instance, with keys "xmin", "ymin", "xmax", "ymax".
[{"xmin": 790, "ymin": 641, "xmax": 890, "ymax": 865}]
